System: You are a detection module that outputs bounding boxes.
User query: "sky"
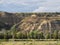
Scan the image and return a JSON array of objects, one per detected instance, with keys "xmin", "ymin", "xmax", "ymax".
[{"xmin": 0, "ymin": 0, "xmax": 60, "ymax": 12}]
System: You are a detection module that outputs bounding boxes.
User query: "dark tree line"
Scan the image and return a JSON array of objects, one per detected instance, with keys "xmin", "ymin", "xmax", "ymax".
[{"xmin": 0, "ymin": 29, "xmax": 59, "ymax": 39}]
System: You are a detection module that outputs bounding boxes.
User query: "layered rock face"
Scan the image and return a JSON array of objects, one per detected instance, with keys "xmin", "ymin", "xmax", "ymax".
[{"xmin": 16, "ymin": 14, "xmax": 60, "ymax": 33}]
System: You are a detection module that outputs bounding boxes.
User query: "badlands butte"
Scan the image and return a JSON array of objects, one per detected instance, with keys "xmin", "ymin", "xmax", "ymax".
[{"xmin": 0, "ymin": 11, "xmax": 60, "ymax": 32}]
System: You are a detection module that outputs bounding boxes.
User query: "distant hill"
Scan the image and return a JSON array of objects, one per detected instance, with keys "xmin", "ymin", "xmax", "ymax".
[{"xmin": 0, "ymin": 11, "xmax": 60, "ymax": 30}]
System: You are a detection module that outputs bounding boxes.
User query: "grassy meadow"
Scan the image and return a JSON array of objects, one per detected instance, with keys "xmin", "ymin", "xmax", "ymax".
[{"xmin": 0, "ymin": 40, "xmax": 60, "ymax": 45}]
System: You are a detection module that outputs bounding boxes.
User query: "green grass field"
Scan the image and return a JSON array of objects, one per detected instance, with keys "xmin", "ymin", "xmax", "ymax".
[{"xmin": 0, "ymin": 41, "xmax": 60, "ymax": 45}]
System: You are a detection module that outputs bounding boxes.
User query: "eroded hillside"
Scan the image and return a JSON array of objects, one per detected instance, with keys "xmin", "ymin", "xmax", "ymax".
[
  {"xmin": 0, "ymin": 11, "xmax": 60, "ymax": 30},
  {"xmin": 15, "ymin": 14, "xmax": 60, "ymax": 33}
]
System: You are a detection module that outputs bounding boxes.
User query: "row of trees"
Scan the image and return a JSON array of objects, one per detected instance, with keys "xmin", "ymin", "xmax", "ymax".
[
  {"xmin": 0, "ymin": 24, "xmax": 60, "ymax": 39},
  {"xmin": 0, "ymin": 30, "xmax": 60, "ymax": 39}
]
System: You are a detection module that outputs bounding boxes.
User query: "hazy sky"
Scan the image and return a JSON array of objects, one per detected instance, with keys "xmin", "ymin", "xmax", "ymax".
[{"xmin": 0, "ymin": 0, "xmax": 60, "ymax": 12}]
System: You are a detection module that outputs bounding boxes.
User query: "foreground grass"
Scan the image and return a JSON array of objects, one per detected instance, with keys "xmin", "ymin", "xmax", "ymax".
[{"xmin": 0, "ymin": 40, "xmax": 60, "ymax": 45}]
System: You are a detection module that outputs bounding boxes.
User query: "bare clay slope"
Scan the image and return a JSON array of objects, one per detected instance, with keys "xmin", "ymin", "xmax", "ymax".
[{"xmin": 16, "ymin": 14, "xmax": 60, "ymax": 33}]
